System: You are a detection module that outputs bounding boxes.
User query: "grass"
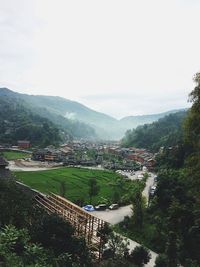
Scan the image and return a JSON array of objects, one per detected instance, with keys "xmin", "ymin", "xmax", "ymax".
[
  {"xmin": 114, "ymin": 210, "xmax": 163, "ymax": 253},
  {"xmin": 2, "ymin": 151, "xmax": 31, "ymax": 160},
  {"xmin": 14, "ymin": 167, "xmax": 138, "ymax": 205}
]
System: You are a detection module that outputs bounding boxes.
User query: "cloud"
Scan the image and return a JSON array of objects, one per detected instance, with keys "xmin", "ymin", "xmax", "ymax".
[{"xmin": 0, "ymin": 0, "xmax": 198, "ymax": 117}]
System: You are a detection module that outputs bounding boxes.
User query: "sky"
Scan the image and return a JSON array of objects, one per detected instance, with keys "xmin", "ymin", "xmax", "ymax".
[{"xmin": 0, "ymin": 0, "xmax": 199, "ymax": 119}]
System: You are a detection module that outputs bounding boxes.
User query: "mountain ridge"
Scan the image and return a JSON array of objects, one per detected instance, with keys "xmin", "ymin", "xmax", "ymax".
[{"xmin": 0, "ymin": 87, "xmax": 188, "ymax": 140}]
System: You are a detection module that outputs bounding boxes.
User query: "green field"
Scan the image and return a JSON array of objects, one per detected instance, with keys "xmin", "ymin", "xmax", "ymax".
[
  {"xmin": 14, "ymin": 167, "xmax": 138, "ymax": 205},
  {"xmin": 2, "ymin": 151, "xmax": 31, "ymax": 160}
]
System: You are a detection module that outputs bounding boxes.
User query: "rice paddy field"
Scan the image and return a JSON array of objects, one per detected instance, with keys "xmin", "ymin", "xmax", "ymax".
[{"xmin": 14, "ymin": 167, "xmax": 137, "ymax": 205}]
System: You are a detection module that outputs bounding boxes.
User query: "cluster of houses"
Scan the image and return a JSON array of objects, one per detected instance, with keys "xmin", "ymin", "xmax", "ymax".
[
  {"xmin": 31, "ymin": 141, "xmax": 156, "ymax": 171},
  {"xmin": 0, "ymin": 138, "xmax": 156, "ymax": 171}
]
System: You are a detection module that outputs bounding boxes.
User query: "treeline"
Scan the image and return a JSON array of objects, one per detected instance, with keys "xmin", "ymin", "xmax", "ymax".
[
  {"xmin": 121, "ymin": 110, "xmax": 187, "ymax": 152},
  {"xmin": 119, "ymin": 73, "xmax": 200, "ymax": 267},
  {"xmin": 0, "ymin": 97, "xmax": 61, "ymax": 147},
  {"xmin": 0, "ymin": 179, "xmax": 91, "ymax": 266},
  {"xmin": 0, "ymin": 91, "xmax": 97, "ymax": 147}
]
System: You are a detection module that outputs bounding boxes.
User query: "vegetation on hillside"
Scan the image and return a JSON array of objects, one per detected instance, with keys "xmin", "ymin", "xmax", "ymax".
[
  {"xmin": 0, "ymin": 88, "xmax": 184, "ymax": 140},
  {"xmin": 122, "ymin": 110, "xmax": 187, "ymax": 152},
  {"xmin": 118, "ymin": 73, "xmax": 200, "ymax": 267},
  {"xmin": 0, "ymin": 180, "xmax": 92, "ymax": 266},
  {"xmin": 0, "ymin": 88, "xmax": 97, "ymax": 143},
  {"xmin": 0, "ymin": 97, "xmax": 61, "ymax": 147}
]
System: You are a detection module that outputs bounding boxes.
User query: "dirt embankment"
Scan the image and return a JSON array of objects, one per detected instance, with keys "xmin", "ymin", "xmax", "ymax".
[{"xmin": 9, "ymin": 159, "xmax": 62, "ymax": 171}]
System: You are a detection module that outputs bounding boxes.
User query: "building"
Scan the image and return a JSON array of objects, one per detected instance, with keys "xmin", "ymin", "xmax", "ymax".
[{"xmin": 17, "ymin": 140, "xmax": 30, "ymax": 149}]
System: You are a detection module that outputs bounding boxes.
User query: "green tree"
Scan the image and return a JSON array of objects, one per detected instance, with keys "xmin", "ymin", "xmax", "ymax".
[
  {"xmin": 0, "ymin": 180, "xmax": 33, "ymax": 228},
  {"xmin": 0, "ymin": 225, "xmax": 50, "ymax": 267},
  {"xmin": 131, "ymin": 190, "xmax": 144, "ymax": 228},
  {"xmin": 184, "ymin": 72, "xmax": 200, "ymax": 151},
  {"xmin": 165, "ymin": 231, "xmax": 178, "ymax": 267},
  {"xmin": 30, "ymin": 213, "xmax": 91, "ymax": 266},
  {"xmin": 128, "ymin": 245, "xmax": 151, "ymax": 267},
  {"xmin": 155, "ymin": 254, "xmax": 168, "ymax": 267},
  {"xmin": 88, "ymin": 177, "xmax": 100, "ymax": 203},
  {"xmin": 103, "ymin": 232, "xmax": 130, "ymax": 260}
]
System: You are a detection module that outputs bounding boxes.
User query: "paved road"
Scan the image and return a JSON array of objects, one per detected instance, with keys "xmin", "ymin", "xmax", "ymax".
[
  {"xmin": 93, "ymin": 171, "xmax": 156, "ymax": 224},
  {"xmin": 93, "ymin": 172, "xmax": 157, "ymax": 267}
]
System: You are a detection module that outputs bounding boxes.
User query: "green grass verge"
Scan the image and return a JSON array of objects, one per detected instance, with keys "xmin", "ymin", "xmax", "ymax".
[
  {"xmin": 114, "ymin": 212, "xmax": 163, "ymax": 253},
  {"xmin": 14, "ymin": 167, "xmax": 138, "ymax": 205},
  {"xmin": 2, "ymin": 151, "xmax": 31, "ymax": 160}
]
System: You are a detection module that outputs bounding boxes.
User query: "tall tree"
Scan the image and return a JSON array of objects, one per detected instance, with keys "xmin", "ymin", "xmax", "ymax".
[
  {"xmin": 88, "ymin": 178, "xmax": 100, "ymax": 203},
  {"xmin": 184, "ymin": 72, "xmax": 200, "ymax": 151},
  {"xmin": 131, "ymin": 190, "xmax": 144, "ymax": 228}
]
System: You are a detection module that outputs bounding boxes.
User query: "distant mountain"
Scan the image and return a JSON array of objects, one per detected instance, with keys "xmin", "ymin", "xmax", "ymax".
[
  {"xmin": 121, "ymin": 110, "xmax": 188, "ymax": 151},
  {"xmin": 0, "ymin": 88, "xmax": 188, "ymax": 140},
  {"xmin": 0, "ymin": 95, "xmax": 61, "ymax": 146},
  {"xmin": 0, "ymin": 88, "xmax": 97, "ymax": 143},
  {"xmin": 120, "ymin": 109, "xmax": 187, "ymax": 129}
]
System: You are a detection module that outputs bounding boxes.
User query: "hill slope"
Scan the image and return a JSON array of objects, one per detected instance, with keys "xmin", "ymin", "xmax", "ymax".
[
  {"xmin": 0, "ymin": 88, "xmax": 97, "ymax": 143},
  {"xmin": 121, "ymin": 110, "xmax": 188, "ymax": 151},
  {"xmin": 0, "ymin": 88, "xmax": 187, "ymax": 140},
  {"xmin": 0, "ymin": 96, "xmax": 61, "ymax": 146}
]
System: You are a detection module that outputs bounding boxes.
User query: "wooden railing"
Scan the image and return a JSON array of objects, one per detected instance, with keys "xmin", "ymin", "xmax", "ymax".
[{"xmin": 35, "ymin": 193, "xmax": 105, "ymax": 259}]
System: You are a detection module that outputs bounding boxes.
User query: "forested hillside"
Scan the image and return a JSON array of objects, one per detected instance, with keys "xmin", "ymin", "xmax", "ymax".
[
  {"xmin": 0, "ymin": 88, "xmax": 97, "ymax": 144},
  {"xmin": 122, "ymin": 110, "xmax": 187, "ymax": 151},
  {"xmin": 119, "ymin": 73, "xmax": 200, "ymax": 267},
  {"xmin": 0, "ymin": 96, "xmax": 61, "ymax": 146},
  {"xmin": 0, "ymin": 88, "xmax": 185, "ymax": 140}
]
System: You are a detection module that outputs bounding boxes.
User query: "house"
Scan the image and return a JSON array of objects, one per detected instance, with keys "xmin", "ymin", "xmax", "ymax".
[
  {"xmin": 17, "ymin": 140, "xmax": 30, "ymax": 149},
  {"xmin": 146, "ymin": 158, "xmax": 156, "ymax": 170}
]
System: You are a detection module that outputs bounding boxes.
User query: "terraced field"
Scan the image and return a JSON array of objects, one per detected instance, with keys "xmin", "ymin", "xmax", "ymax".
[{"xmin": 14, "ymin": 167, "xmax": 138, "ymax": 205}]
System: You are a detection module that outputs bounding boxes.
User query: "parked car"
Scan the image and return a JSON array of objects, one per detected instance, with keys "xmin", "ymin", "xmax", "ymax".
[
  {"xmin": 82, "ymin": 205, "xmax": 95, "ymax": 212},
  {"xmin": 95, "ymin": 204, "xmax": 107, "ymax": 211},
  {"xmin": 109, "ymin": 203, "xmax": 119, "ymax": 210},
  {"xmin": 149, "ymin": 185, "xmax": 156, "ymax": 196},
  {"xmin": 154, "ymin": 176, "xmax": 158, "ymax": 182}
]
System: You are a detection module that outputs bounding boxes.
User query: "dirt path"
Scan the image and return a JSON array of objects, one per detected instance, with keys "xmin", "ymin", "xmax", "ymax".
[{"xmin": 8, "ymin": 160, "xmax": 62, "ymax": 172}]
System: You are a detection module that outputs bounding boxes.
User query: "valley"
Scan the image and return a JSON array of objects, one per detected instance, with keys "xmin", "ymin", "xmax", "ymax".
[{"xmin": 0, "ymin": 78, "xmax": 199, "ymax": 267}]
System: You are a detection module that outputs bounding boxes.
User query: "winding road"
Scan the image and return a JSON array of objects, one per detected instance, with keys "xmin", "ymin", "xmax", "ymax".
[{"xmin": 92, "ymin": 172, "xmax": 157, "ymax": 267}]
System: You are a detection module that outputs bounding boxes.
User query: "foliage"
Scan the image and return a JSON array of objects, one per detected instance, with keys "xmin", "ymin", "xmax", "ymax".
[
  {"xmin": 2, "ymin": 151, "xmax": 31, "ymax": 160},
  {"xmin": 155, "ymin": 254, "xmax": 168, "ymax": 267},
  {"xmin": 88, "ymin": 177, "xmax": 100, "ymax": 203},
  {"xmin": 131, "ymin": 190, "xmax": 145, "ymax": 229},
  {"xmin": 118, "ymin": 73, "xmax": 200, "ymax": 266},
  {"xmin": 0, "ymin": 180, "xmax": 34, "ymax": 228},
  {"xmin": 0, "ymin": 96, "xmax": 61, "ymax": 147},
  {"xmin": 103, "ymin": 232, "xmax": 130, "ymax": 260},
  {"xmin": 0, "ymin": 89, "xmax": 97, "ymax": 145},
  {"xmin": 0, "ymin": 225, "xmax": 51, "ymax": 267},
  {"xmin": 0, "ymin": 179, "xmax": 92, "ymax": 266},
  {"xmin": 128, "ymin": 245, "xmax": 151, "ymax": 267},
  {"xmin": 122, "ymin": 111, "xmax": 187, "ymax": 152}
]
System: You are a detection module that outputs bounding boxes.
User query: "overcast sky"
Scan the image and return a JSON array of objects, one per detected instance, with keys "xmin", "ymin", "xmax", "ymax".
[{"xmin": 0, "ymin": 0, "xmax": 199, "ymax": 118}]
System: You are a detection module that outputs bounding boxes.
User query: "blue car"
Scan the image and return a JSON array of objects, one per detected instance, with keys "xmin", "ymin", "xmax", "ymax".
[{"xmin": 83, "ymin": 205, "xmax": 95, "ymax": 212}]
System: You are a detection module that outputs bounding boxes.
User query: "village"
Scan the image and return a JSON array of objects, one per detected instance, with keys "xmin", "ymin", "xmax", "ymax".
[{"xmin": 0, "ymin": 139, "xmax": 156, "ymax": 172}]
